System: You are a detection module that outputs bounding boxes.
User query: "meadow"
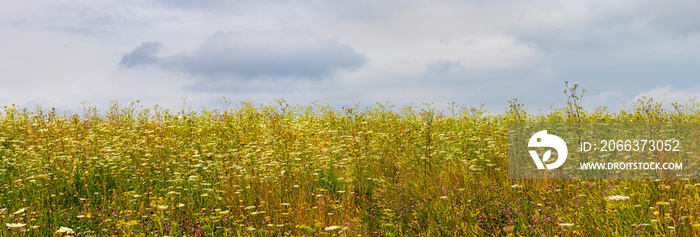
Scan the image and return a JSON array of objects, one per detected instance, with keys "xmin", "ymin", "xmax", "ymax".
[{"xmin": 3, "ymin": 89, "xmax": 700, "ymax": 236}]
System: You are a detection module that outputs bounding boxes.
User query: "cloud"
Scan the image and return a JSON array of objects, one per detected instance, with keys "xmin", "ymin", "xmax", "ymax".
[
  {"xmin": 147, "ymin": 0, "xmax": 417, "ymax": 21},
  {"xmin": 510, "ymin": 1, "xmax": 700, "ymax": 53},
  {"xmin": 587, "ymin": 91, "xmax": 625, "ymax": 109},
  {"xmin": 170, "ymin": 30, "xmax": 367, "ymax": 79},
  {"xmin": 426, "ymin": 59, "xmax": 461, "ymax": 74},
  {"xmin": 8, "ymin": 0, "xmax": 700, "ymax": 114},
  {"xmin": 122, "ymin": 30, "xmax": 366, "ymax": 81},
  {"xmin": 5, "ymin": 2, "xmax": 154, "ymax": 36},
  {"xmin": 638, "ymin": 1, "xmax": 700, "ymax": 37},
  {"xmin": 632, "ymin": 85, "xmax": 700, "ymax": 105},
  {"xmin": 119, "ymin": 41, "xmax": 162, "ymax": 68}
]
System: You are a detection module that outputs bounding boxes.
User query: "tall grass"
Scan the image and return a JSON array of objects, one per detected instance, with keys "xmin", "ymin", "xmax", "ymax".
[{"xmin": 2, "ymin": 96, "xmax": 700, "ymax": 236}]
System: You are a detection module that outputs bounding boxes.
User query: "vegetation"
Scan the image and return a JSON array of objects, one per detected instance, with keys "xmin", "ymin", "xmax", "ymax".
[{"xmin": 2, "ymin": 86, "xmax": 700, "ymax": 236}]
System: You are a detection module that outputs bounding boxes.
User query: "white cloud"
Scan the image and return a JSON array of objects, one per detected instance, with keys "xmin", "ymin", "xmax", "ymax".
[
  {"xmin": 314, "ymin": 2, "xmax": 538, "ymax": 75},
  {"xmin": 632, "ymin": 86, "xmax": 700, "ymax": 106}
]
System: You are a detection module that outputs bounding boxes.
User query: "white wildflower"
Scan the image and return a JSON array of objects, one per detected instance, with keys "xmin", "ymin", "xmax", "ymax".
[
  {"xmin": 56, "ymin": 226, "xmax": 75, "ymax": 234},
  {"xmin": 12, "ymin": 208, "xmax": 26, "ymax": 215},
  {"xmin": 6, "ymin": 223, "xmax": 25, "ymax": 228},
  {"xmin": 325, "ymin": 226, "xmax": 340, "ymax": 231},
  {"xmin": 606, "ymin": 195, "xmax": 630, "ymax": 201}
]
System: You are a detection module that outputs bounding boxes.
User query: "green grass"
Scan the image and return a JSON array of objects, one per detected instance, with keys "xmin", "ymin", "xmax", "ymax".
[{"xmin": 2, "ymin": 96, "xmax": 700, "ymax": 236}]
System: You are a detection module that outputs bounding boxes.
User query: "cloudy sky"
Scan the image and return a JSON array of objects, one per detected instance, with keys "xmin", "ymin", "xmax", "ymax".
[{"xmin": 3, "ymin": 0, "xmax": 700, "ymax": 114}]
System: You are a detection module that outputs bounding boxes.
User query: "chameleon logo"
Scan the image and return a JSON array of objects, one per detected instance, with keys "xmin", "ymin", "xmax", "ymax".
[{"xmin": 528, "ymin": 130, "xmax": 567, "ymax": 169}]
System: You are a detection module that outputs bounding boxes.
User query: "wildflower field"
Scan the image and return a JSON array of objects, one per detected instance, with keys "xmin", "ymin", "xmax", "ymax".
[{"xmin": 3, "ymin": 95, "xmax": 700, "ymax": 236}]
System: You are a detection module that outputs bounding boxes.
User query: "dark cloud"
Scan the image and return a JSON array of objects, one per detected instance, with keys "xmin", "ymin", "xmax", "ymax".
[
  {"xmin": 119, "ymin": 41, "xmax": 162, "ymax": 68},
  {"xmin": 149, "ymin": 30, "xmax": 366, "ymax": 80}
]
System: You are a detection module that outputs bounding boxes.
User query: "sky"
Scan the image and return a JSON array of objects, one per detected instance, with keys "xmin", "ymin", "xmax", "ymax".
[{"xmin": 3, "ymin": 0, "xmax": 700, "ymax": 114}]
